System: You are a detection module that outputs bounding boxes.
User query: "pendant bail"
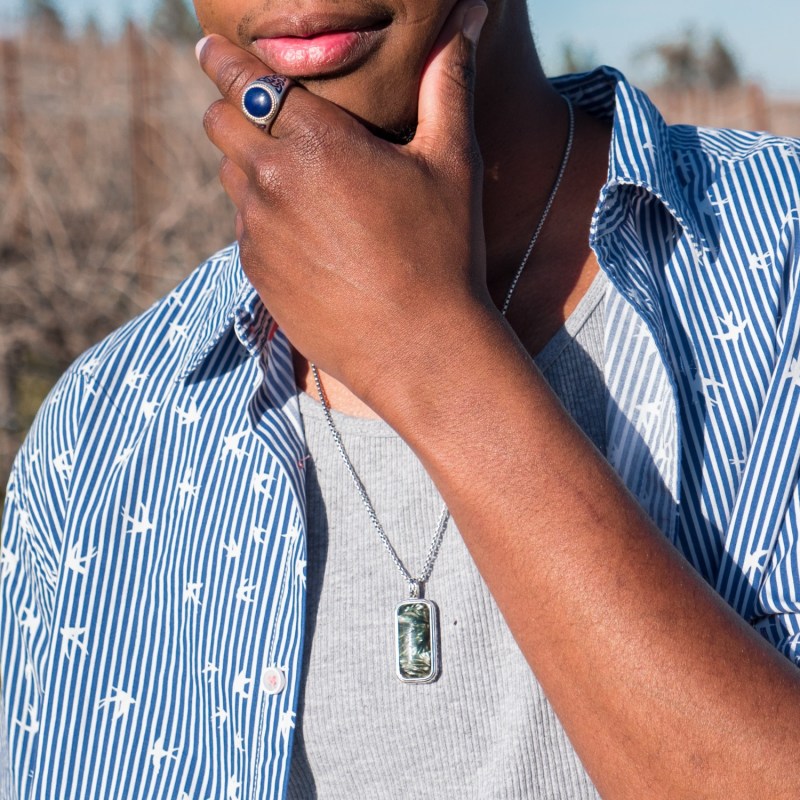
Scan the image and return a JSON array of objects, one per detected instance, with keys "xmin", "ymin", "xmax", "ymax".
[{"xmin": 409, "ymin": 580, "xmax": 422, "ymax": 599}]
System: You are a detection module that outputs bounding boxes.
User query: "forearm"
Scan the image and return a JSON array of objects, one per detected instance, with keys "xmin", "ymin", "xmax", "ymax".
[{"xmin": 376, "ymin": 301, "xmax": 800, "ymax": 798}]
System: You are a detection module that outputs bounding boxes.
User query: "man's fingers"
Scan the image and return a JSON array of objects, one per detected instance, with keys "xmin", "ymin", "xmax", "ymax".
[
  {"xmin": 204, "ymin": 99, "xmax": 262, "ymax": 163},
  {"xmin": 218, "ymin": 155, "xmax": 250, "ymax": 209},
  {"xmin": 198, "ymin": 34, "xmax": 369, "ymax": 161},
  {"xmin": 411, "ymin": 0, "xmax": 488, "ymax": 167},
  {"xmin": 197, "ymin": 34, "xmax": 270, "ymax": 107}
]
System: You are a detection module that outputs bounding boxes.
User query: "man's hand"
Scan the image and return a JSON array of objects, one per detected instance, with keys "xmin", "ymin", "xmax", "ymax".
[{"xmin": 197, "ymin": 0, "xmax": 490, "ymax": 408}]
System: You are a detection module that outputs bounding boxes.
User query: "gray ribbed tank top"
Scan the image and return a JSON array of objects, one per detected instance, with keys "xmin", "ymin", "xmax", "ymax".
[{"xmin": 289, "ymin": 271, "xmax": 608, "ymax": 799}]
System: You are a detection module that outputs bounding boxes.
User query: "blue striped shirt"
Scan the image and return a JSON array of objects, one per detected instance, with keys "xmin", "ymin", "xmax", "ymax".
[{"xmin": 2, "ymin": 67, "xmax": 800, "ymax": 798}]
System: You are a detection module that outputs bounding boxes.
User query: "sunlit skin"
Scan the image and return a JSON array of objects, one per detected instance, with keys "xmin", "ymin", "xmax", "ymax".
[{"xmin": 193, "ymin": 0, "xmax": 800, "ymax": 796}]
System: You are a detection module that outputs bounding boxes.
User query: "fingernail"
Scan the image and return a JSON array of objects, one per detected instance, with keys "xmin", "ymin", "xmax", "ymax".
[
  {"xmin": 195, "ymin": 36, "xmax": 211, "ymax": 62},
  {"xmin": 463, "ymin": 2, "xmax": 488, "ymax": 45}
]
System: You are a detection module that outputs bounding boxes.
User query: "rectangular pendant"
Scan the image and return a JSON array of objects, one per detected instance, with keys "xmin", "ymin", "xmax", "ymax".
[{"xmin": 395, "ymin": 598, "xmax": 439, "ymax": 684}]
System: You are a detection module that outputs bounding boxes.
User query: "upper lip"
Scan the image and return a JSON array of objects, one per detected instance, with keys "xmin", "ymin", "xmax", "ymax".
[{"xmin": 249, "ymin": 12, "xmax": 392, "ymax": 40}]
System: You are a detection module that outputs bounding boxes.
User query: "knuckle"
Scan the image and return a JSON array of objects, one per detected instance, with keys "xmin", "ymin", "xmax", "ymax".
[
  {"xmin": 240, "ymin": 198, "xmax": 261, "ymax": 231},
  {"xmin": 253, "ymin": 157, "xmax": 281, "ymax": 194},
  {"xmin": 448, "ymin": 58, "xmax": 476, "ymax": 102},
  {"xmin": 216, "ymin": 57, "xmax": 257, "ymax": 99},
  {"xmin": 218, "ymin": 155, "xmax": 234, "ymax": 184},
  {"xmin": 203, "ymin": 100, "xmax": 226, "ymax": 137}
]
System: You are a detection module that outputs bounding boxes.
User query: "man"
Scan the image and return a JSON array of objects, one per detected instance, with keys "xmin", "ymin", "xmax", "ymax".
[{"xmin": 2, "ymin": 0, "xmax": 800, "ymax": 796}]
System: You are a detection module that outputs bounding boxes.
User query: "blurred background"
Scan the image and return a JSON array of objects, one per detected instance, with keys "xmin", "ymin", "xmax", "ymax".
[{"xmin": 0, "ymin": 0, "xmax": 799, "ymax": 496}]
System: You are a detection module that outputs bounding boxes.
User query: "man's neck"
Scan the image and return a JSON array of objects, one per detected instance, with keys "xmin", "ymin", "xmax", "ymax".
[
  {"xmin": 294, "ymin": 10, "xmax": 613, "ymax": 417},
  {"xmin": 473, "ymin": 12, "xmax": 611, "ymax": 354}
]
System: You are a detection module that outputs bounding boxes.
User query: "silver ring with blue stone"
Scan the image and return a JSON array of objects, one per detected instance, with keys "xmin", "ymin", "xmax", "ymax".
[{"xmin": 241, "ymin": 75, "xmax": 290, "ymax": 130}]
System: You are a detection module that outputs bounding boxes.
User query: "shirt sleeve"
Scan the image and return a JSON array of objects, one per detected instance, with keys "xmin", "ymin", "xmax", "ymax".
[
  {"xmin": 751, "ymin": 192, "xmax": 800, "ymax": 665},
  {"xmin": 0, "ymin": 365, "xmax": 87, "ymax": 799}
]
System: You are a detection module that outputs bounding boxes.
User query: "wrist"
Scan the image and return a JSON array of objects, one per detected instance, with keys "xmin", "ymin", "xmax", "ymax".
[{"xmin": 364, "ymin": 294, "xmax": 526, "ymax": 452}]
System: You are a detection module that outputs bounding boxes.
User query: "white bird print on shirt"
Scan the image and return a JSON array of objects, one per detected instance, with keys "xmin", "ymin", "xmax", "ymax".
[
  {"xmin": 121, "ymin": 503, "xmax": 154, "ymax": 535},
  {"xmin": 278, "ymin": 711, "xmax": 295, "ymax": 741},
  {"xmin": 66, "ymin": 541, "xmax": 99, "ymax": 575},
  {"xmin": 233, "ymin": 670, "xmax": 252, "ymax": 700},
  {"xmin": 220, "ymin": 431, "xmax": 249, "ymax": 461},
  {"xmin": 16, "ymin": 510, "xmax": 34, "ymax": 536},
  {"xmin": 19, "ymin": 607, "xmax": 40, "ymax": 636},
  {"xmin": 201, "ymin": 662, "xmax": 220, "ymax": 683},
  {"xmin": 635, "ymin": 401, "xmax": 662, "ymax": 423},
  {"xmin": 167, "ymin": 323, "xmax": 190, "ymax": 345},
  {"xmin": 282, "ymin": 523, "xmax": 301, "ymax": 542},
  {"xmin": 52, "ymin": 449, "xmax": 74, "ymax": 481},
  {"xmin": 79, "ymin": 357, "xmax": 102, "ymax": 379},
  {"xmin": 729, "ymin": 455, "xmax": 747, "ymax": 471},
  {"xmin": 1, "ymin": 546, "xmax": 19, "ymax": 579},
  {"xmin": 234, "ymin": 731, "xmax": 245, "ymax": 753},
  {"xmin": 142, "ymin": 400, "xmax": 161, "ymax": 422},
  {"xmin": 236, "ymin": 580, "xmax": 256, "ymax": 604},
  {"xmin": 785, "ymin": 358, "xmax": 800, "ymax": 388},
  {"xmin": 296, "ymin": 559, "xmax": 307, "ymax": 587},
  {"xmin": 252, "ymin": 472, "xmax": 274, "ymax": 498},
  {"xmin": 184, "ymin": 582, "xmax": 203, "ymax": 607},
  {"xmin": 175, "ymin": 398, "xmax": 202, "ymax": 427},
  {"xmin": 176, "ymin": 469, "xmax": 200, "ymax": 508},
  {"xmin": 168, "ymin": 290, "xmax": 186, "ymax": 309},
  {"xmin": 60, "ymin": 626, "xmax": 89, "ymax": 660},
  {"xmin": 221, "ymin": 537, "xmax": 241, "ymax": 559},
  {"xmin": 14, "ymin": 704, "xmax": 40, "ymax": 734},
  {"xmin": 686, "ymin": 370, "xmax": 726, "ymax": 403},
  {"xmin": 124, "ymin": 369, "xmax": 149, "ymax": 390},
  {"xmin": 747, "ymin": 252, "xmax": 771, "ymax": 272},
  {"xmin": 743, "ymin": 548, "xmax": 771, "ymax": 576},
  {"xmin": 713, "ymin": 311, "xmax": 748, "ymax": 342},
  {"xmin": 97, "ymin": 687, "xmax": 136, "ymax": 721},
  {"xmin": 113, "ymin": 445, "xmax": 136, "ymax": 467},
  {"xmin": 213, "ymin": 707, "xmax": 228, "ymax": 729},
  {"xmin": 148, "ymin": 736, "xmax": 179, "ymax": 773},
  {"xmin": 227, "ymin": 775, "xmax": 241, "ymax": 800},
  {"xmin": 250, "ymin": 526, "xmax": 270, "ymax": 545}
]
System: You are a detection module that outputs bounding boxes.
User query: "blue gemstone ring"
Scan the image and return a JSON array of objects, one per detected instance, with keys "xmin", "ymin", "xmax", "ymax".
[{"xmin": 241, "ymin": 75, "xmax": 291, "ymax": 130}]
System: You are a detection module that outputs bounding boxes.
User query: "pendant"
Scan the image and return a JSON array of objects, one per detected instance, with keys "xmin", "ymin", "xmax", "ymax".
[{"xmin": 395, "ymin": 598, "xmax": 440, "ymax": 683}]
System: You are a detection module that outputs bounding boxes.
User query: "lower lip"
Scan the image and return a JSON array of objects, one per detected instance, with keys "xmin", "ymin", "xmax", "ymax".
[{"xmin": 254, "ymin": 29, "xmax": 383, "ymax": 77}]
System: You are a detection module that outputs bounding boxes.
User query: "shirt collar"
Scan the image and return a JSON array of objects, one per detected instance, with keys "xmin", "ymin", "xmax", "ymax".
[
  {"xmin": 181, "ymin": 68, "xmax": 706, "ymax": 379},
  {"xmin": 177, "ymin": 243, "xmax": 266, "ymax": 380},
  {"xmin": 552, "ymin": 66, "xmax": 708, "ymax": 254}
]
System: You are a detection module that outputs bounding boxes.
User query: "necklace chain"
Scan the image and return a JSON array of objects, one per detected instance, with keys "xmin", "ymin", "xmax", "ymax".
[{"xmin": 311, "ymin": 97, "xmax": 575, "ymax": 598}]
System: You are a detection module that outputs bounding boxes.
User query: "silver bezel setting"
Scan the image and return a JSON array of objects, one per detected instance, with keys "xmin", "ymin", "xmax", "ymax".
[{"xmin": 241, "ymin": 80, "xmax": 281, "ymax": 127}]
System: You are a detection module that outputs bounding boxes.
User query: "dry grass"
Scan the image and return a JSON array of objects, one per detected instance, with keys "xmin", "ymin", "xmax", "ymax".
[{"xmin": 0, "ymin": 28, "xmax": 235, "ymax": 494}]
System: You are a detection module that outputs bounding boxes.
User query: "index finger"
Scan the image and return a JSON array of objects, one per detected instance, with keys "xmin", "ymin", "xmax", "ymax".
[
  {"xmin": 196, "ymin": 34, "xmax": 276, "ymax": 106},
  {"xmin": 196, "ymin": 33, "xmax": 374, "ymax": 148}
]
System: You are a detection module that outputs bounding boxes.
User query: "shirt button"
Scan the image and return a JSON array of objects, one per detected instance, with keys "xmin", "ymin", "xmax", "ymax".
[{"xmin": 261, "ymin": 666, "xmax": 286, "ymax": 695}]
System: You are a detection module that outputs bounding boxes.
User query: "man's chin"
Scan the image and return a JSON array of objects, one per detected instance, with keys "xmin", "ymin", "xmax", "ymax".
[{"xmin": 293, "ymin": 71, "xmax": 419, "ymax": 146}]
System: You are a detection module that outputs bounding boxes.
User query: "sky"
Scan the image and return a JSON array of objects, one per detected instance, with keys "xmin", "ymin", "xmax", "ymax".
[{"xmin": 2, "ymin": 0, "xmax": 798, "ymax": 96}]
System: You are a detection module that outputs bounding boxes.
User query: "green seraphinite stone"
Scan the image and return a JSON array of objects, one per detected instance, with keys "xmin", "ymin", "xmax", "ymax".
[{"xmin": 396, "ymin": 600, "xmax": 436, "ymax": 682}]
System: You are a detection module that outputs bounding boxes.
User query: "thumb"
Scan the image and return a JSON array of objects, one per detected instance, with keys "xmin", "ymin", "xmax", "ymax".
[{"xmin": 411, "ymin": 0, "xmax": 488, "ymax": 161}]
